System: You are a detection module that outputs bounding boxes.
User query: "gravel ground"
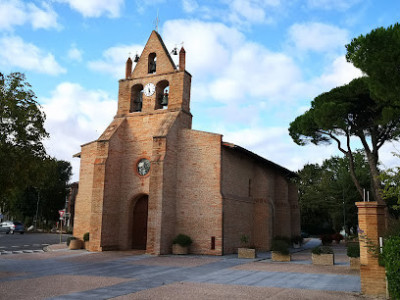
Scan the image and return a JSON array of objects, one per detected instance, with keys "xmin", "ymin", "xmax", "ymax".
[
  {"xmin": 113, "ymin": 282, "xmax": 369, "ymax": 300},
  {"xmin": 0, "ymin": 275, "xmax": 133, "ymax": 300}
]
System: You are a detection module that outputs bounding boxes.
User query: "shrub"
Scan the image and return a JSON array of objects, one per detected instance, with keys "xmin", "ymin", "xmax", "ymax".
[
  {"xmin": 291, "ymin": 235, "xmax": 303, "ymax": 245},
  {"xmin": 312, "ymin": 246, "xmax": 333, "ymax": 255},
  {"xmin": 382, "ymin": 236, "xmax": 400, "ymax": 299},
  {"xmin": 240, "ymin": 234, "xmax": 249, "ymax": 247},
  {"xmin": 83, "ymin": 232, "xmax": 90, "ymax": 242},
  {"xmin": 346, "ymin": 243, "xmax": 360, "ymax": 258},
  {"xmin": 67, "ymin": 236, "xmax": 76, "ymax": 246},
  {"xmin": 271, "ymin": 240, "xmax": 290, "ymax": 255},
  {"xmin": 332, "ymin": 233, "xmax": 344, "ymax": 243},
  {"xmin": 173, "ymin": 234, "xmax": 192, "ymax": 247},
  {"xmin": 320, "ymin": 234, "xmax": 333, "ymax": 245}
]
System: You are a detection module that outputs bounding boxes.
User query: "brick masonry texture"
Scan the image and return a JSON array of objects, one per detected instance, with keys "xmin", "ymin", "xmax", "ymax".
[
  {"xmin": 356, "ymin": 202, "xmax": 387, "ymax": 297},
  {"xmin": 73, "ymin": 30, "xmax": 300, "ymax": 255}
]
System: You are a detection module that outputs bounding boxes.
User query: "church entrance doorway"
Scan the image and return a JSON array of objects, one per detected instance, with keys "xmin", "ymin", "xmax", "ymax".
[{"xmin": 132, "ymin": 195, "xmax": 148, "ymax": 250}]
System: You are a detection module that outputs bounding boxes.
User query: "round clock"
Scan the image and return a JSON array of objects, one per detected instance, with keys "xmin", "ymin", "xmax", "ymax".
[
  {"xmin": 144, "ymin": 83, "xmax": 155, "ymax": 97},
  {"xmin": 137, "ymin": 158, "xmax": 151, "ymax": 176}
]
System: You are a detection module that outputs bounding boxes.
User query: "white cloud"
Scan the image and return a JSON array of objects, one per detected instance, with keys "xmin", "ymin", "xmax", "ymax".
[
  {"xmin": 228, "ymin": 0, "xmax": 281, "ymax": 25},
  {"xmin": 67, "ymin": 44, "xmax": 83, "ymax": 62},
  {"xmin": 163, "ymin": 20, "xmax": 302, "ymax": 104},
  {"xmin": 307, "ymin": 0, "xmax": 362, "ymax": 11},
  {"xmin": 55, "ymin": 0, "xmax": 124, "ymax": 18},
  {"xmin": 42, "ymin": 82, "xmax": 117, "ymax": 180},
  {"xmin": 182, "ymin": 0, "xmax": 199, "ymax": 13},
  {"xmin": 288, "ymin": 22, "xmax": 349, "ymax": 53},
  {"xmin": 314, "ymin": 56, "xmax": 363, "ymax": 89},
  {"xmin": 88, "ymin": 44, "xmax": 143, "ymax": 79},
  {"xmin": 0, "ymin": 35, "xmax": 66, "ymax": 75},
  {"xmin": 0, "ymin": 0, "xmax": 60, "ymax": 31}
]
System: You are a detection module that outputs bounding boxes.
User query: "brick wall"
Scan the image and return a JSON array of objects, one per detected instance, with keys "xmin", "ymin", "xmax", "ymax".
[{"xmin": 175, "ymin": 129, "xmax": 224, "ymax": 255}]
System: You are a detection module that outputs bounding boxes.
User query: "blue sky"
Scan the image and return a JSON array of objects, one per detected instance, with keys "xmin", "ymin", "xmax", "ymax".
[{"xmin": 1, "ymin": 0, "xmax": 400, "ymax": 181}]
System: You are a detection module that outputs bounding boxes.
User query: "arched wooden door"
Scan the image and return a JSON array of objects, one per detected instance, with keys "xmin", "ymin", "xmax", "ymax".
[{"xmin": 132, "ymin": 195, "xmax": 148, "ymax": 249}]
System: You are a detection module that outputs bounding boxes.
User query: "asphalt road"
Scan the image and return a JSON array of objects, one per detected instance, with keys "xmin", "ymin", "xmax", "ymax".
[{"xmin": 0, "ymin": 232, "xmax": 71, "ymax": 254}]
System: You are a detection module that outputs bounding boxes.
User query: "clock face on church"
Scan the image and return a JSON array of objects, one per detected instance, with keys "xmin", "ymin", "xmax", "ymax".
[
  {"xmin": 144, "ymin": 83, "xmax": 155, "ymax": 97},
  {"xmin": 137, "ymin": 158, "xmax": 151, "ymax": 176}
]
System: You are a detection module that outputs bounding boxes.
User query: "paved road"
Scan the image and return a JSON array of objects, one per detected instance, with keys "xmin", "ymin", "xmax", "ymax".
[{"xmin": 0, "ymin": 232, "xmax": 71, "ymax": 254}]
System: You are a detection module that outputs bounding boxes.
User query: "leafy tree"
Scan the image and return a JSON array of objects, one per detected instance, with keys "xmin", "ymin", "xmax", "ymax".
[
  {"xmin": 289, "ymin": 77, "xmax": 400, "ymax": 204},
  {"xmin": 10, "ymin": 159, "xmax": 72, "ymax": 226},
  {"xmin": 381, "ymin": 153, "xmax": 400, "ymax": 216},
  {"xmin": 0, "ymin": 72, "xmax": 48, "ymax": 212},
  {"xmin": 295, "ymin": 152, "xmax": 371, "ymax": 235},
  {"xmin": 346, "ymin": 23, "xmax": 400, "ymax": 106}
]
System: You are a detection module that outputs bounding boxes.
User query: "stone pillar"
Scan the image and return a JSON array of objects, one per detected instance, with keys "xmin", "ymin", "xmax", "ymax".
[{"xmin": 356, "ymin": 202, "xmax": 386, "ymax": 297}]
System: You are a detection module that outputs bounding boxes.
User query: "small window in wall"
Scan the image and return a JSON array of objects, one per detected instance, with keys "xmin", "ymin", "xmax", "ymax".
[
  {"xmin": 211, "ymin": 236, "xmax": 216, "ymax": 250},
  {"xmin": 155, "ymin": 80, "xmax": 169, "ymax": 110},
  {"xmin": 148, "ymin": 53, "xmax": 156, "ymax": 74},
  {"xmin": 130, "ymin": 84, "xmax": 143, "ymax": 112},
  {"xmin": 248, "ymin": 179, "xmax": 252, "ymax": 197}
]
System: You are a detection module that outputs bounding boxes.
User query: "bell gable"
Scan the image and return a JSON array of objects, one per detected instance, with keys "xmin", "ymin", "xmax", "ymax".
[{"xmin": 131, "ymin": 31, "xmax": 177, "ymax": 78}]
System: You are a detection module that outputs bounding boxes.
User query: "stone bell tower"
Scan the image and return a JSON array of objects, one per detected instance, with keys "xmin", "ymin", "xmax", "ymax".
[{"xmin": 73, "ymin": 31, "xmax": 193, "ymax": 254}]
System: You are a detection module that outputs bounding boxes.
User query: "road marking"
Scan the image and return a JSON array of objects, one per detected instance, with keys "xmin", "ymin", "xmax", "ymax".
[{"xmin": 11, "ymin": 245, "xmax": 20, "ymax": 248}]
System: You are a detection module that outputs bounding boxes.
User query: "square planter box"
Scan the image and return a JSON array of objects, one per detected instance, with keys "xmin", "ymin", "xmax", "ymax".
[
  {"xmin": 349, "ymin": 257, "xmax": 360, "ymax": 269},
  {"xmin": 272, "ymin": 251, "xmax": 291, "ymax": 262},
  {"xmin": 238, "ymin": 248, "xmax": 256, "ymax": 259},
  {"xmin": 69, "ymin": 239, "xmax": 83, "ymax": 250},
  {"xmin": 312, "ymin": 253, "xmax": 335, "ymax": 265},
  {"xmin": 172, "ymin": 244, "xmax": 189, "ymax": 255}
]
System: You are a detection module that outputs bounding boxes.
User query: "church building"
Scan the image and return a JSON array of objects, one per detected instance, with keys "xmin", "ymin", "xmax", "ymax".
[{"xmin": 73, "ymin": 31, "xmax": 300, "ymax": 255}]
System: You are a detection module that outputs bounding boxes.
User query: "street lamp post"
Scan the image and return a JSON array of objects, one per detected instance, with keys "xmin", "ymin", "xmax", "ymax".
[{"xmin": 34, "ymin": 190, "xmax": 40, "ymax": 231}]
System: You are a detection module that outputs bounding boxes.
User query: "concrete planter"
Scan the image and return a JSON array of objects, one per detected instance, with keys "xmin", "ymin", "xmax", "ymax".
[
  {"xmin": 271, "ymin": 251, "xmax": 291, "ymax": 262},
  {"xmin": 312, "ymin": 253, "xmax": 334, "ymax": 265},
  {"xmin": 69, "ymin": 239, "xmax": 83, "ymax": 250},
  {"xmin": 238, "ymin": 248, "xmax": 256, "ymax": 259},
  {"xmin": 349, "ymin": 257, "xmax": 360, "ymax": 269},
  {"xmin": 172, "ymin": 244, "xmax": 189, "ymax": 255},
  {"xmin": 84, "ymin": 241, "xmax": 90, "ymax": 250}
]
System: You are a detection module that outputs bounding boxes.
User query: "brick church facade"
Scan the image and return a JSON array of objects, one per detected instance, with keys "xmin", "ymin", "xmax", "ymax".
[{"xmin": 73, "ymin": 31, "xmax": 300, "ymax": 255}]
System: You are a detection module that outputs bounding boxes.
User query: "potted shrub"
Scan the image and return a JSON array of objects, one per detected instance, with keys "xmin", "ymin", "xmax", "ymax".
[
  {"xmin": 172, "ymin": 234, "xmax": 192, "ymax": 254},
  {"xmin": 238, "ymin": 234, "xmax": 256, "ymax": 259},
  {"xmin": 271, "ymin": 239, "xmax": 291, "ymax": 262},
  {"xmin": 312, "ymin": 246, "xmax": 334, "ymax": 265},
  {"xmin": 83, "ymin": 232, "xmax": 90, "ymax": 249},
  {"xmin": 291, "ymin": 235, "xmax": 303, "ymax": 248},
  {"xmin": 347, "ymin": 242, "xmax": 360, "ymax": 269},
  {"xmin": 68, "ymin": 236, "xmax": 83, "ymax": 250}
]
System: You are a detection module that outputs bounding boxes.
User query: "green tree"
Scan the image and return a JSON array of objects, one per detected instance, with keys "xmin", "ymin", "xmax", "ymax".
[
  {"xmin": 346, "ymin": 23, "xmax": 400, "ymax": 105},
  {"xmin": 10, "ymin": 159, "xmax": 72, "ymax": 227},
  {"xmin": 0, "ymin": 72, "xmax": 48, "ymax": 212},
  {"xmin": 289, "ymin": 77, "xmax": 400, "ymax": 204},
  {"xmin": 295, "ymin": 152, "xmax": 371, "ymax": 234}
]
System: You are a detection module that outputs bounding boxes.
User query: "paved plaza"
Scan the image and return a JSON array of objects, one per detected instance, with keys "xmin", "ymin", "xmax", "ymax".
[{"xmin": 0, "ymin": 241, "xmax": 372, "ymax": 300}]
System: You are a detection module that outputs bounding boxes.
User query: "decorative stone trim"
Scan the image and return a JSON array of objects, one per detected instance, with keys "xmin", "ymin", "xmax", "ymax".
[
  {"xmin": 172, "ymin": 244, "xmax": 188, "ymax": 255},
  {"xmin": 312, "ymin": 253, "xmax": 334, "ymax": 265},
  {"xmin": 271, "ymin": 251, "xmax": 291, "ymax": 262},
  {"xmin": 238, "ymin": 248, "xmax": 256, "ymax": 259}
]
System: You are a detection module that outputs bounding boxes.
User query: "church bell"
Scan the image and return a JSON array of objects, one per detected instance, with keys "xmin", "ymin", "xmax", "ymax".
[{"xmin": 160, "ymin": 93, "xmax": 168, "ymax": 106}]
